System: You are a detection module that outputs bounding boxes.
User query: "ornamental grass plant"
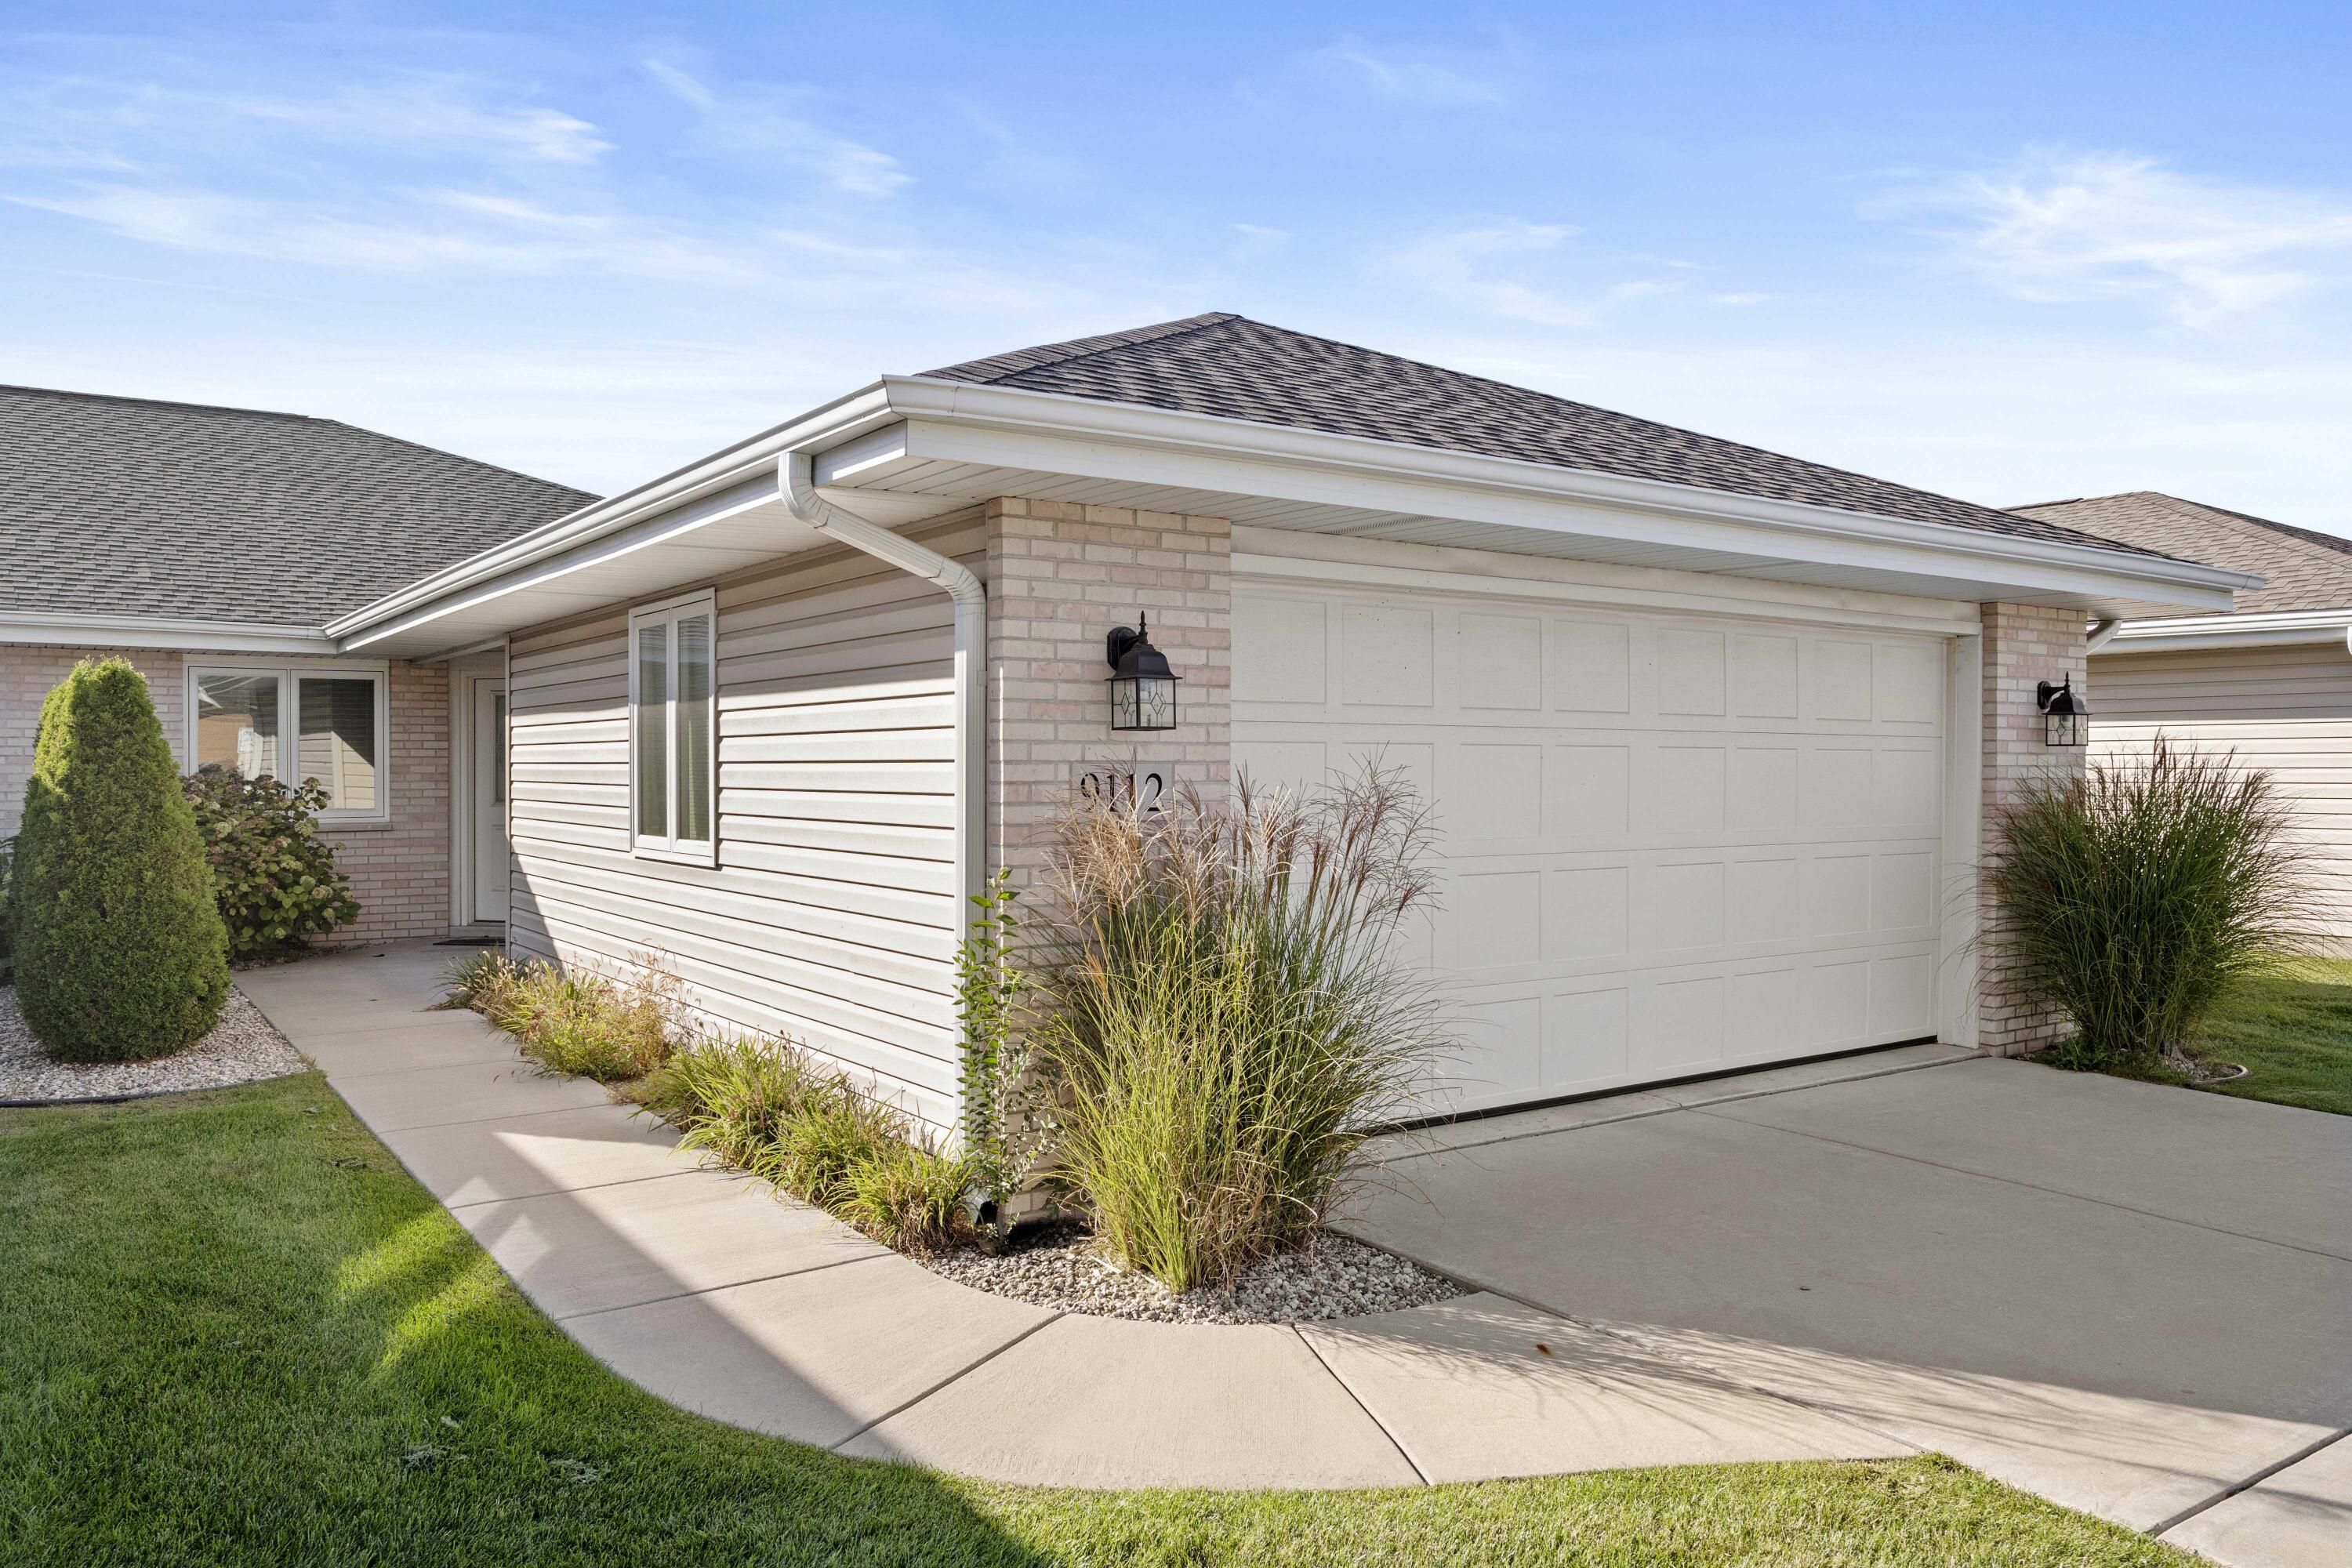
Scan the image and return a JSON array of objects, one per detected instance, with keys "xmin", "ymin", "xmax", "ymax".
[
  {"xmin": 1033, "ymin": 765, "xmax": 1443, "ymax": 1293},
  {"xmin": 1987, "ymin": 737, "xmax": 2313, "ymax": 1069}
]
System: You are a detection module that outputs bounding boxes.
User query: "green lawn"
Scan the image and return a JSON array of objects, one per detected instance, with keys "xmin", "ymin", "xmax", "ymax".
[
  {"xmin": 0, "ymin": 1077, "xmax": 2190, "ymax": 1566},
  {"xmin": 2193, "ymin": 956, "xmax": 2352, "ymax": 1116}
]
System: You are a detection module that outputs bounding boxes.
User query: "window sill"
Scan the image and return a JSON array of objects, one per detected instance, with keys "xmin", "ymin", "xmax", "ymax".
[
  {"xmin": 631, "ymin": 840, "xmax": 716, "ymax": 869},
  {"xmin": 318, "ymin": 818, "xmax": 396, "ymax": 833}
]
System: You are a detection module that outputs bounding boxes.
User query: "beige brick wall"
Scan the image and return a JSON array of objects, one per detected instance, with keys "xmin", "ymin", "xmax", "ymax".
[
  {"xmin": 983, "ymin": 497, "xmax": 1232, "ymax": 890},
  {"xmin": 1977, "ymin": 601, "xmax": 2089, "ymax": 1054},
  {"xmin": 325, "ymin": 658, "xmax": 451, "ymax": 944},
  {"xmin": 0, "ymin": 644, "xmax": 450, "ymax": 946}
]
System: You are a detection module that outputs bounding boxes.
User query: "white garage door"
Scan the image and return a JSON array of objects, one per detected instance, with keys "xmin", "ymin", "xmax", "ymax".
[{"xmin": 1232, "ymin": 576, "xmax": 1951, "ymax": 1116}]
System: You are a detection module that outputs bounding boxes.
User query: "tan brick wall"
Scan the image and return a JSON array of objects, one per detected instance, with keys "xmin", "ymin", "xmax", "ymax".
[
  {"xmin": 323, "ymin": 658, "xmax": 451, "ymax": 944},
  {"xmin": 1977, "ymin": 602, "xmax": 2089, "ymax": 1054},
  {"xmin": 0, "ymin": 644, "xmax": 450, "ymax": 946},
  {"xmin": 983, "ymin": 498, "xmax": 1232, "ymax": 890}
]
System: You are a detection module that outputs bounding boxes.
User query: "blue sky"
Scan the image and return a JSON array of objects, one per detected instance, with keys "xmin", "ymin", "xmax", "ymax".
[{"xmin": 6, "ymin": 2, "xmax": 2352, "ymax": 534}]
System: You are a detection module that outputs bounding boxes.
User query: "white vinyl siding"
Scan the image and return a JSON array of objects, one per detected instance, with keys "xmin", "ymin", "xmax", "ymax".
[
  {"xmin": 2091, "ymin": 641, "xmax": 2352, "ymax": 950},
  {"xmin": 1233, "ymin": 574, "xmax": 1955, "ymax": 1116},
  {"xmin": 505, "ymin": 514, "xmax": 981, "ymax": 1131}
]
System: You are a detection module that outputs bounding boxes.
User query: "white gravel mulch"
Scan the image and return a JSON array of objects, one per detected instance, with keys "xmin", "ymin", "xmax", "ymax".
[
  {"xmin": 0, "ymin": 985, "xmax": 307, "ymax": 1104},
  {"xmin": 922, "ymin": 1222, "xmax": 1465, "ymax": 1325}
]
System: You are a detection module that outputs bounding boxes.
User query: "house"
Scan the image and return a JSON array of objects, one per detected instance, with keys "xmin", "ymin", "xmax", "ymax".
[
  {"xmin": 0, "ymin": 384, "xmax": 595, "ymax": 942},
  {"xmin": 2010, "ymin": 492, "xmax": 2352, "ymax": 952},
  {"xmin": 2, "ymin": 320, "xmax": 2260, "ymax": 1127},
  {"xmin": 310, "ymin": 313, "xmax": 2259, "ymax": 1128}
]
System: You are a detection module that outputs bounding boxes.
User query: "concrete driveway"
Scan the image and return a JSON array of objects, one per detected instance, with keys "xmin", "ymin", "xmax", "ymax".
[{"xmin": 1346, "ymin": 1051, "xmax": 2352, "ymax": 1564}]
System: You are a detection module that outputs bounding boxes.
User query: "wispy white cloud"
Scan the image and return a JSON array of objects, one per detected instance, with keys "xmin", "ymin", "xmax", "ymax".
[
  {"xmin": 1316, "ymin": 38, "xmax": 1514, "ymax": 109},
  {"xmin": 644, "ymin": 58, "xmax": 908, "ymax": 197},
  {"xmin": 1886, "ymin": 150, "xmax": 2352, "ymax": 329},
  {"xmin": 0, "ymin": 71, "xmax": 609, "ymax": 168},
  {"xmin": 1388, "ymin": 220, "xmax": 1682, "ymax": 326}
]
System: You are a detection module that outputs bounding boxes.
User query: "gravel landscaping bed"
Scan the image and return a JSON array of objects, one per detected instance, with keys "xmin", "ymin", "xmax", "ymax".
[
  {"xmin": 0, "ymin": 985, "xmax": 307, "ymax": 1104},
  {"xmin": 922, "ymin": 1221, "xmax": 1466, "ymax": 1325}
]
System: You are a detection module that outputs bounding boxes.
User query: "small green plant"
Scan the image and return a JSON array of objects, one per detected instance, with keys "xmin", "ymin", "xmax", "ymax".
[
  {"xmin": 183, "ymin": 766, "xmax": 361, "ymax": 960},
  {"xmin": 1989, "ymin": 738, "xmax": 2313, "ymax": 1068},
  {"xmin": 955, "ymin": 867, "xmax": 1032, "ymax": 1216},
  {"xmin": 12, "ymin": 658, "xmax": 230, "ymax": 1062},
  {"xmin": 837, "ymin": 1141, "xmax": 978, "ymax": 1254},
  {"xmin": 646, "ymin": 1034, "xmax": 974, "ymax": 1252},
  {"xmin": 447, "ymin": 952, "xmax": 681, "ymax": 1082},
  {"xmin": 1033, "ymin": 764, "xmax": 1443, "ymax": 1293}
]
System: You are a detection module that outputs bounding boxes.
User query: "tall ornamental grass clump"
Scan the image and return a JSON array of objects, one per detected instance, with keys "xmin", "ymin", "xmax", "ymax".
[
  {"xmin": 1988, "ymin": 738, "xmax": 2311, "ymax": 1068},
  {"xmin": 11, "ymin": 658, "xmax": 230, "ymax": 1061},
  {"xmin": 1035, "ymin": 766, "xmax": 1442, "ymax": 1294},
  {"xmin": 446, "ymin": 950, "xmax": 681, "ymax": 1082}
]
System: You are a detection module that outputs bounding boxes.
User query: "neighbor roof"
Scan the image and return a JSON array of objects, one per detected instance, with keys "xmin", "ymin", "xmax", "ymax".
[
  {"xmin": 2009, "ymin": 492, "xmax": 2352, "ymax": 618},
  {"xmin": 926, "ymin": 313, "xmax": 2161, "ymax": 557},
  {"xmin": 0, "ymin": 385, "xmax": 597, "ymax": 626}
]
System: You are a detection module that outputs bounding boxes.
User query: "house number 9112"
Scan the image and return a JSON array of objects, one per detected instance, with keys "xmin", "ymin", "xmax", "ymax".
[{"xmin": 1073, "ymin": 764, "xmax": 1174, "ymax": 815}]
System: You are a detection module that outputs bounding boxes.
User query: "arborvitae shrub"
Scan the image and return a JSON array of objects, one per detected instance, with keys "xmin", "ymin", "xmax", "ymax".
[{"xmin": 11, "ymin": 659, "xmax": 230, "ymax": 1061}]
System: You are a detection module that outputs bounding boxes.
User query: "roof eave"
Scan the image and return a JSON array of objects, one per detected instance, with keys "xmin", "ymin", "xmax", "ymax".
[{"xmin": 880, "ymin": 376, "xmax": 2260, "ymax": 610}]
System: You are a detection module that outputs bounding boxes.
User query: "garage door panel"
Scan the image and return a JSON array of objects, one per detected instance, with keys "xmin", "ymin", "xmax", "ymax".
[{"xmin": 1235, "ymin": 579, "xmax": 1951, "ymax": 1113}]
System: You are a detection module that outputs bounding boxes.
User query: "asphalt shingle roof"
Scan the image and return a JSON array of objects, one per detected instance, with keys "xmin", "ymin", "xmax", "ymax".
[
  {"xmin": 926, "ymin": 313, "xmax": 2161, "ymax": 557},
  {"xmin": 0, "ymin": 386, "xmax": 596, "ymax": 626},
  {"xmin": 2009, "ymin": 492, "xmax": 2352, "ymax": 618}
]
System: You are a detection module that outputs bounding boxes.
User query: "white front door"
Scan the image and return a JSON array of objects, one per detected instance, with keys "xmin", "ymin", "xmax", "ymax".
[
  {"xmin": 1233, "ymin": 576, "xmax": 1951, "ymax": 1117},
  {"xmin": 470, "ymin": 676, "xmax": 510, "ymax": 924}
]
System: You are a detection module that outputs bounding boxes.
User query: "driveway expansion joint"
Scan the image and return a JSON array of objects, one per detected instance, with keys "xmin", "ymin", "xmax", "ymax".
[
  {"xmin": 828, "ymin": 1310, "xmax": 1069, "ymax": 1452},
  {"xmin": 2149, "ymin": 1423, "xmax": 2352, "ymax": 1540},
  {"xmin": 1293, "ymin": 1324, "xmax": 1430, "ymax": 1486}
]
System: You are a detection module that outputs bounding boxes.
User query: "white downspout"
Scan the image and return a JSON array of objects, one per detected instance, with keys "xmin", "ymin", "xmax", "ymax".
[
  {"xmin": 779, "ymin": 452, "xmax": 987, "ymax": 914},
  {"xmin": 2085, "ymin": 617, "xmax": 2123, "ymax": 652}
]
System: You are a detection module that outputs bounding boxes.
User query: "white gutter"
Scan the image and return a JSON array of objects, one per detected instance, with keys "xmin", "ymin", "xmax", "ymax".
[
  {"xmin": 2085, "ymin": 617, "xmax": 2123, "ymax": 652},
  {"xmin": 2098, "ymin": 606, "xmax": 2352, "ymax": 655},
  {"xmin": 0, "ymin": 611, "xmax": 339, "ymax": 656},
  {"xmin": 779, "ymin": 451, "xmax": 987, "ymax": 911}
]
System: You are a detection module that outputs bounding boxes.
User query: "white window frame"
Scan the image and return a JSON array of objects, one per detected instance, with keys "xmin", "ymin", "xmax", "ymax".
[
  {"xmin": 627, "ymin": 588, "xmax": 719, "ymax": 866},
  {"xmin": 184, "ymin": 661, "xmax": 392, "ymax": 825}
]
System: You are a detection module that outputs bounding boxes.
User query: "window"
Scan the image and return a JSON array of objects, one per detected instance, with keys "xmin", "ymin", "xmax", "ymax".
[
  {"xmin": 630, "ymin": 590, "xmax": 716, "ymax": 863},
  {"xmin": 187, "ymin": 664, "xmax": 388, "ymax": 822}
]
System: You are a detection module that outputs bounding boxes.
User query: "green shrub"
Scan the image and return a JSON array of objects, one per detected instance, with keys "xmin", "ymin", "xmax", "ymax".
[
  {"xmin": 0, "ymin": 835, "xmax": 15, "ymax": 986},
  {"xmin": 11, "ymin": 659, "xmax": 230, "ymax": 1062},
  {"xmin": 1989, "ymin": 737, "xmax": 2312, "ymax": 1067},
  {"xmin": 1033, "ymin": 765, "xmax": 1443, "ymax": 1293},
  {"xmin": 183, "ymin": 766, "xmax": 361, "ymax": 960},
  {"xmin": 448, "ymin": 952, "xmax": 680, "ymax": 1082}
]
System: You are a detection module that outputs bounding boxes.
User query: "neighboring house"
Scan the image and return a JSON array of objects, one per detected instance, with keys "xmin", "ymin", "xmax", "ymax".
[
  {"xmin": 299, "ymin": 312, "xmax": 2252, "ymax": 1131},
  {"xmin": 2011, "ymin": 491, "xmax": 2352, "ymax": 952},
  {"xmin": 0, "ymin": 385, "xmax": 595, "ymax": 942}
]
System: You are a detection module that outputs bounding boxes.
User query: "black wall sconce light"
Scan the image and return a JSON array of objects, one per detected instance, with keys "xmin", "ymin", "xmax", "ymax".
[
  {"xmin": 1105, "ymin": 614, "xmax": 1181, "ymax": 732},
  {"xmin": 2037, "ymin": 677, "xmax": 2089, "ymax": 747}
]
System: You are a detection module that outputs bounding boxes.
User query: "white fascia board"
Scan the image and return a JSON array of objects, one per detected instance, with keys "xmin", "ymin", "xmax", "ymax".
[
  {"xmin": 0, "ymin": 612, "xmax": 339, "ymax": 655},
  {"xmin": 325, "ymin": 383, "xmax": 895, "ymax": 644},
  {"xmin": 337, "ymin": 474, "xmax": 782, "ymax": 653},
  {"xmin": 2099, "ymin": 606, "xmax": 2352, "ymax": 655},
  {"xmin": 879, "ymin": 376, "xmax": 2258, "ymax": 612}
]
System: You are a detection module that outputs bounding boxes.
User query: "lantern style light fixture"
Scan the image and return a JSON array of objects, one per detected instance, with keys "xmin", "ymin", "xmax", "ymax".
[
  {"xmin": 2036, "ymin": 677, "xmax": 2089, "ymax": 748},
  {"xmin": 1105, "ymin": 614, "xmax": 1181, "ymax": 731}
]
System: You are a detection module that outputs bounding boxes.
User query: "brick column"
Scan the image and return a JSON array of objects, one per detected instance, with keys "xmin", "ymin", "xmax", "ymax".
[
  {"xmin": 1976, "ymin": 602, "xmax": 2089, "ymax": 1054},
  {"xmin": 983, "ymin": 498, "xmax": 1232, "ymax": 893}
]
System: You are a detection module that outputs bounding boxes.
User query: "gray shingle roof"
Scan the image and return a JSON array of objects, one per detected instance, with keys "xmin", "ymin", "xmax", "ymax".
[
  {"xmin": 2009, "ymin": 492, "xmax": 2352, "ymax": 618},
  {"xmin": 925, "ymin": 314, "xmax": 2161, "ymax": 557},
  {"xmin": 0, "ymin": 386, "xmax": 596, "ymax": 626}
]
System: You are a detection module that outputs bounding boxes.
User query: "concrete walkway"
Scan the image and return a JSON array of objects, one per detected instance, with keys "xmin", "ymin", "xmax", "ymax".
[{"xmin": 235, "ymin": 943, "xmax": 2351, "ymax": 1563}]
